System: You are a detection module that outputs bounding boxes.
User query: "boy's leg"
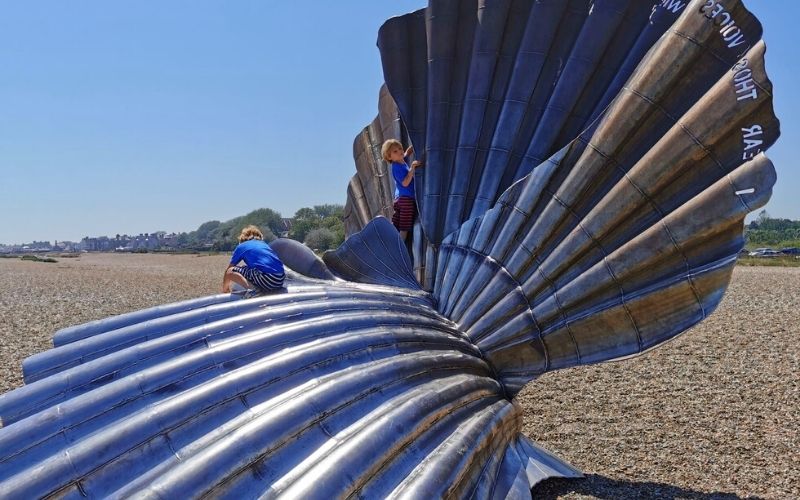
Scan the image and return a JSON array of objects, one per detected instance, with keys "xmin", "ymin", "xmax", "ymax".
[
  {"xmin": 224, "ymin": 267, "xmax": 252, "ymax": 292},
  {"xmin": 402, "ymin": 230, "xmax": 413, "ymax": 257}
]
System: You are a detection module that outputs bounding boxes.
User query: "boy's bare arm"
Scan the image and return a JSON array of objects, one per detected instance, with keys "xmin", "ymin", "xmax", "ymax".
[{"xmin": 401, "ymin": 161, "xmax": 424, "ymax": 187}]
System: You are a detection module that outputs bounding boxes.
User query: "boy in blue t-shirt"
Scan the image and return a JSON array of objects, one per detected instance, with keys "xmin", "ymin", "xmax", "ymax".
[
  {"xmin": 222, "ymin": 225, "xmax": 285, "ymax": 294},
  {"xmin": 382, "ymin": 139, "xmax": 424, "ymax": 242}
]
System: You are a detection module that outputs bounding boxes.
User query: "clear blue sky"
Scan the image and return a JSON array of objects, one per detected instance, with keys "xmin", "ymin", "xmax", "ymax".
[{"xmin": 0, "ymin": 1, "xmax": 796, "ymax": 244}]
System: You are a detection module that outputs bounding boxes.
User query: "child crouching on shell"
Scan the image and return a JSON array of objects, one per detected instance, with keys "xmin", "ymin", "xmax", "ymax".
[{"xmin": 222, "ymin": 225, "xmax": 285, "ymax": 294}]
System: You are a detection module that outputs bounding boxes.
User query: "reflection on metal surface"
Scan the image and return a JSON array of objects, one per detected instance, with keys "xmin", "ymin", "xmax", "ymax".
[{"xmin": 0, "ymin": 0, "xmax": 779, "ymax": 498}]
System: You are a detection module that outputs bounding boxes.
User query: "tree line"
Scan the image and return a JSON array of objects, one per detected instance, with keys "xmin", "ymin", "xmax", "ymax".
[
  {"xmin": 746, "ymin": 210, "xmax": 800, "ymax": 248},
  {"xmin": 174, "ymin": 207, "xmax": 797, "ymax": 252},
  {"xmin": 177, "ymin": 204, "xmax": 345, "ymax": 252}
]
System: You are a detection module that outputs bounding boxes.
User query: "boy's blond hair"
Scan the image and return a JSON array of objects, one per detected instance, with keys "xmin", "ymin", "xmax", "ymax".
[
  {"xmin": 238, "ymin": 225, "xmax": 264, "ymax": 243},
  {"xmin": 381, "ymin": 139, "xmax": 403, "ymax": 161}
]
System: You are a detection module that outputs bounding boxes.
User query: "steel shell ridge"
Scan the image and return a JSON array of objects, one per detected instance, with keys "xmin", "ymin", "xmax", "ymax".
[{"xmin": 0, "ymin": 1, "xmax": 779, "ymax": 498}]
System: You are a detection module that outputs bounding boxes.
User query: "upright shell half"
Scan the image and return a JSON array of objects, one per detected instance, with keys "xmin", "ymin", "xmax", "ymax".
[{"xmin": 354, "ymin": 0, "xmax": 777, "ymax": 288}]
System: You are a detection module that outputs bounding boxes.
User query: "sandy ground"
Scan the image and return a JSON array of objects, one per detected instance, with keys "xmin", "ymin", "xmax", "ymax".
[{"xmin": 0, "ymin": 253, "xmax": 797, "ymax": 499}]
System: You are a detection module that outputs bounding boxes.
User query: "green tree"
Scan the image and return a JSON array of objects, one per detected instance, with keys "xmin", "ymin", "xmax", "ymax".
[
  {"xmin": 174, "ymin": 205, "xmax": 349, "ymax": 252},
  {"xmin": 295, "ymin": 207, "xmax": 318, "ymax": 220},
  {"xmin": 196, "ymin": 220, "xmax": 221, "ymax": 243},
  {"xmin": 289, "ymin": 207, "xmax": 321, "ymax": 242},
  {"xmin": 745, "ymin": 214, "xmax": 800, "ymax": 248},
  {"xmin": 757, "ymin": 209, "xmax": 770, "ymax": 226},
  {"xmin": 239, "ymin": 208, "xmax": 285, "ymax": 236},
  {"xmin": 289, "ymin": 205, "xmax": 345, "ymax": 245},
  {"xmin": 176, "ymin": 232, "xmax": 193, "ymax": 247},
  {"xmin": 313, "ymin": 204, "xmax": 344, "ymax": 218},
  {"xmin": 304, "ymin": 228, "xmax": 337, "ymax": 251}
]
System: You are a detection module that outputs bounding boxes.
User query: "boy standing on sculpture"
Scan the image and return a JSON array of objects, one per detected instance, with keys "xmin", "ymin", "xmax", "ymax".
[
  {"xmin": 382, "ymin": 139, "xmax": 424, "ymax": 242},
  {"xmin": 222, "ymin": 225, "xmax": 285, "ymax": 294}
]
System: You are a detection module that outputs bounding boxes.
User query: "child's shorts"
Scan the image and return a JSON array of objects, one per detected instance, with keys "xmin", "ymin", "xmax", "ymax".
[
  {"xmin": 232, "ymin": 266, "xmax": 285, "ymax": 292},
  {"xmin": 392, "ymin": 196, "xmax": 417, "ymax": 232}
]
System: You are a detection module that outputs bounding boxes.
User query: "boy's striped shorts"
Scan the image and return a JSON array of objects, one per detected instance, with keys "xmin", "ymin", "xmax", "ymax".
[
  {"xmin": 232, "ymin": 266, "xmax": 285, "ymax": 292},
  {"xmin": 392, "ymin": 196, "xmax": 417, "ymax": 232}
]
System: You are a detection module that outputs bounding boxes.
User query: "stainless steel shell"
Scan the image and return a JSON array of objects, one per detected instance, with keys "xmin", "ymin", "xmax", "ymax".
[
  {"xmin": 0, "ymin": 282, "xmax": 579, "ymax": 498},
  {"xmin": 323, "ymin": 217, "xmax": 420, "ymax": 290}
]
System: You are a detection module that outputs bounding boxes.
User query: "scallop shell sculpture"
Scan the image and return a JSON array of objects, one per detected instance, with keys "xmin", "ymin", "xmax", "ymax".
[{"xmin": 0, "ymin": 1, "xmax": 778, "ymax": 498}]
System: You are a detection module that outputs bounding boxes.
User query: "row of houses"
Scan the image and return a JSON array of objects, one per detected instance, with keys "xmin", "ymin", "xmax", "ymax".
[
  {"xmin": 0, "ymin": 233, "xmax": 183, "ymax": 254},
  {"xmin": 0, "ymin": 240, "xmax": 80, "ymax": 254},
  {"xmin": 77, "ymin": 232, "xmax": 182, "ymax": 252},
  {"xmin": 3, "ymin": 218, "xmax": 297, "ymax": 254}
]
